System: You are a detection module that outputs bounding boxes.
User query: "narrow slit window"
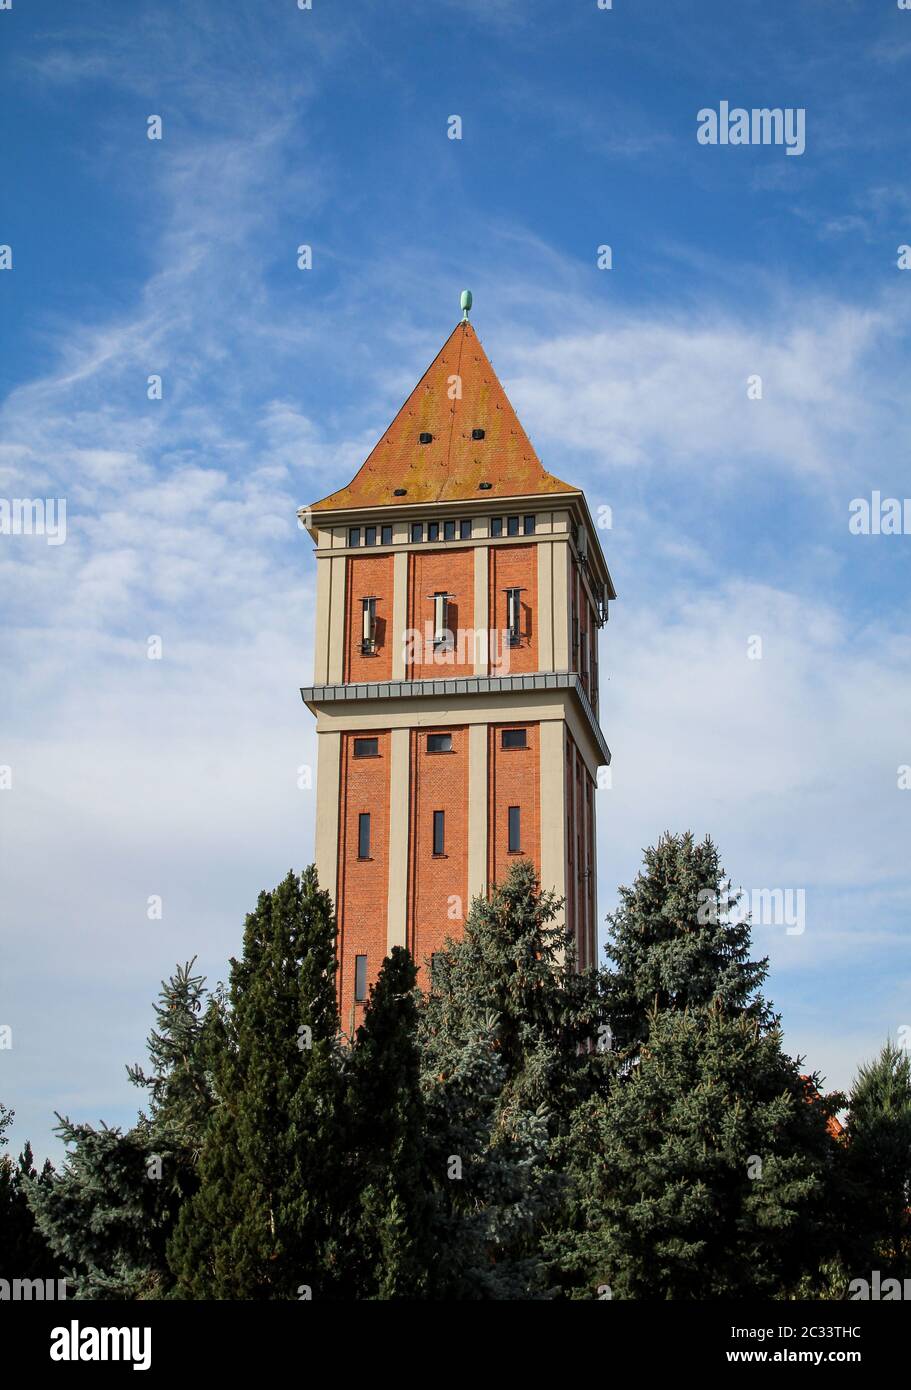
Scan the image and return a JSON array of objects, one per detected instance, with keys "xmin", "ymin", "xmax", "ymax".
[
  {"xmin": 411, "ymin": 522, "xmax": 424, "ymax": 543},
  {"xmin": 348, "ymin": 527, "xmax": 361, "ymax": 548},
  {"xmin": 507, "ymin": 515, "xmax": 520, "ymax": 537},
  {"xmin": 354, "ymin": 954, "xmax": 368, "ymax": 1002},
  {"xmin": 361, "ymin": 596, "xmax": 377, "ymax": 654},
  {"xmin": 460, "ymin": 518, "xmax": 472, "ymax": 540},
  {"xmin": 358, "ymin": 812, "xmax": 371, "ymax": 860},
  {"xmin": 428, "ymin": 521, "xmax": 440, "ymax": 542},
  {"xmin": 433, "ymin": 810, "xmax": 445, "ymax": 856},
  {"xmin": 508, "ymin": 805, "xmax": 521, "ymax": 853},
  {"xmin": 505, "ymin": 587, "xmax": 523, "ymax": 646},
  {"xmin": 444, "ymin": 519, "xmax": 456, "ymax": 541},
  {"xmin": 490, "ymin": 517, "xmax": 503, "ymax": 538},
  {"xmin": 381, "ymin": 524, "xmax": 393, "ymax": 545},
  {"xmin": 523, "ymin": 515, "xmax": 536, "ymax": 535},
  {"xmin": 430, "ymin": 592, "xmax": 454, "ymax": 650}
]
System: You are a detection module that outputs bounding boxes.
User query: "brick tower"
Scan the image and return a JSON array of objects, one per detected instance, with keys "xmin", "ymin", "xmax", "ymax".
[{"xmin": 299, "ymin": 298, "xmax": 614, "ymax": 1032}]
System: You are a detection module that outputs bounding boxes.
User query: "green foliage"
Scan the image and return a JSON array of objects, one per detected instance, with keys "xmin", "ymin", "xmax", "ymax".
[
  {"xmin": 842, "ymin": 1041, "xmax": 911, "ymax": 1276},
  {"xmin": 604, "ymin": 831, "xmax": 772, "ymax": 1059},
  {"xmin": 0, "ymin": 1108, "xmax": 60, "ymax": 1281},
  {"xmin": 127, "ymin": 957, "xmax": 219, "ymax": 1147},
  {"xmin": 346, "ymin": 946, "xmax": 432, "ymax": 1298},
  {"xmin": 783, "ymin": 1258, "xmax": 853, "ymax": 1301},
  {"xmin": 551, "ymin": 834, "xmax": 842, "ymax": 1299},
  {"xmin": 568, "ymin": 1006, "xmax": 841, "ymax": 1297},
  {"xmin": 167, "ymin": 867, "xmax": 353, "ymax": 1300},
  {"xmin": 17, "ymin": 838, "xmax": 895, "ymax": 1302},
  {"xmin": 27, "ymin": 959, "xmax": 215, "ymax": 1299},
  {"xmin": 418, "ymin": 860, "xmax": 610, "ymax": 1298}
]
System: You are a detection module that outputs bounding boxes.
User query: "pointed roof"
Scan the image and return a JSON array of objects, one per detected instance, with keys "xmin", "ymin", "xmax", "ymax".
[{"xmin": 310, "ymin": 320, "xmax": 576, "ymax": 512}]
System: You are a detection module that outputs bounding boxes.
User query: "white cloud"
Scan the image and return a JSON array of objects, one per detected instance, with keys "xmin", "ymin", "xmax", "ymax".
[
  {"xmin": 594, "ymin": 577, "xmax": 911, "ymax": 1092},
  {"xmin": 4, "ymin": 12, "xmax": 911, "ymax": 1160},
  {"xmin": 506, "ymin": 302, "xmax": 891, "ymax": 479}
]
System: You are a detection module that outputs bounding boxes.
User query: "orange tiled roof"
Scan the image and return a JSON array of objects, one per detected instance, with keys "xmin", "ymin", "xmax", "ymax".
[{"xmin": 310, "ymin": 320, "xmax": 576, "ymax": 512}]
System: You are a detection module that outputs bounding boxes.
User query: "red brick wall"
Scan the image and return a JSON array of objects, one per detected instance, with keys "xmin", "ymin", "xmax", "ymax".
[
  {"xmin": 564, "ymin": 730, "xmax": 596, "ymax": 967},
  {"xmin": 565, "ymin": 728, "xmax": 576, "ymax": 950},
  {"xmin": 488, "ymin": 720, "xmax": 540, "ymax": 890},
  {"xmin": 568, "ymin": 557, "xmax": 599, "ymax": 708},
  {"xmin": 334, "ymin": 714, "xmax": 593, "ymax": 1006},
  {"xmin": 407, "ymin": 725, "xmax": 469, "ymax": 977},
  {"xmin": 406, "ymin": 548, "xmax": 475, "ymax": 678},
  {"xmin": 489, "ymin": 544, "xmax": 538, "ymax": 675},
  {"xmin": 586, "ymin": 772, "xmax": 597, "ymax": 967},
  {"xmin": 344, "ymin": 553, "xmax": 394, "ymax": 682},
  {"xmin": 336, "ymin": 729, "xmax": 390, "ymax": 1032}
]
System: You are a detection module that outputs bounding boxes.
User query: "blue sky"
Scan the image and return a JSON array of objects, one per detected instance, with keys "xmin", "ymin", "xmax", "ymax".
[{"xmin": 2, "ymin": 0, "xmax": 910, "ymax": 1162}]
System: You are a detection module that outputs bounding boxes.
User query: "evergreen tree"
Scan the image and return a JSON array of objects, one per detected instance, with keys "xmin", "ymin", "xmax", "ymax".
[
  {"xmin": 556, "ymin": 1004, "xmax": 841, "ymax": 1299},
  {"xmin": 167, "ymin": 867, "xmax": 353, "ymax": 1300},
  {"xmin": 603, "ymin": 831, "xmax": 772, "ymax": 1058},
  {"xmin": 0, "ymin": 1107, "xmax": 60, "ymax": 1281},
  {"xmin": 27, "ymin": 960, "xmax": 215, "ymax": 1299},
  {"xmin": 842, "ymin": 1041, "xmax": 911, "ymax": 1276},
  {"xmin": 419, "ymin": 861, "xmax": 609, "ymax": 1298},
  {"xmin": 551, "ymin": 834, "xmax": 842, "ymax": 1298},
  {"xmin": 346, "ymin": 946, "xmax": 432, "ymax": 1298},
  {"xmin": 127, "ymin": 957, "xmax": 219, "ymax": 1149}
]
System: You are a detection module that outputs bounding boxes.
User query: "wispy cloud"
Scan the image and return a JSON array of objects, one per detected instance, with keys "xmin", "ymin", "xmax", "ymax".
[{"xmin": 3, "ymin": 0, "xmax": 910, "ymax": 1160}]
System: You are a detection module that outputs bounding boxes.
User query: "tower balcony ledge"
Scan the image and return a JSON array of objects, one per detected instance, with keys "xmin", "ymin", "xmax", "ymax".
[{"xmin": 300, "ymin": 670, "xmax": 610, "ymax": 766}]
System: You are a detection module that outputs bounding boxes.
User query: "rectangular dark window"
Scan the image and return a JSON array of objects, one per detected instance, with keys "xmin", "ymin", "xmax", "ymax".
[
  {"xmin": 358, "ymin": 812, "xmax": 371, "ymax": 860},
  {"xmin": 365, "ymin": 525, "xmax": 377, "ymax": 546},
  {"xmin": 507, "ymin": 515, "xmax": 520, "ymax": 536},
  {"xmin": 381, "ymin": 525, "xmax": 393, "ymax": 545},
  {"xmin": 444, "ymin": 519, "xmax": 456, "ymax": 541},
  {"xmin": 428, "ymin": 521, "xmax": 440, "ymax": 541},
  {"xmin": 427, "ymin": 732, "xmax": 452, "ymax": 753},
  {"xmin": 490, "ymin": 517, "xmax": 503, "ymax": 538},
  {"xmin": 433, "ymin": 810, "xmax": 445, "ymax": 856},
  {"xmin": 353, "ymin": 737, "xmax": 379, "ymax": 758},
  {"xmin": 508, "ymin": 805, "xmax": 521, "ymax": 853},
  {"xmin": 354, "ymin": 954, "xmax": 368, "ymax": 1002},
  {"xmin": 460, "ymin": 519, "xmax": 472, "ymax": 540},
  {"xmin": 411, "ymin": 522, "xmax": 423, "ymax": 543},
  {"xmin": 501, "ymin": 728, "xmax": 527, "ymax": 750},
  {"xmin": 348, "ymin": 527, "xmax": 361, "ymax": 548},
  {"xmin": 523, "ymin": 515, "xmax": 536, "ymax": 535}
]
